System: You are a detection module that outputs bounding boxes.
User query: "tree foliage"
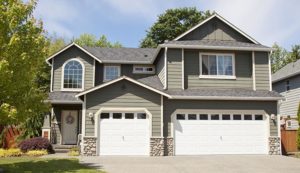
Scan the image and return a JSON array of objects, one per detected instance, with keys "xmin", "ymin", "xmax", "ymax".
[
  {"xmin": 271, "ymin": 43, "xmax": 300, "ymax": 73},
  {"xmin": 74, "ymin": 33, "xmax": 122, "ymax": 48},
  {"xmin": 140, "ymin": 7, "xmax": 213, "ymax": 48},
  {"xmin": 0, "ymin": 0, "xmax": 49, "ymax": 127}
]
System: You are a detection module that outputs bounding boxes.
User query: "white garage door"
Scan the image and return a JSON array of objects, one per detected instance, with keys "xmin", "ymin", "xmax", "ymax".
[
  {"xmin": 99, "ymin": 112, "xmax": 150, "ymax": 155},
  {"xmin": 174, "ymin": 113, "xmax": 269, "ymax": 155}
]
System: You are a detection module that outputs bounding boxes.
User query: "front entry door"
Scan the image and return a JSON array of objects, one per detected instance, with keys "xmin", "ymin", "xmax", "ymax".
[{"xmin": 62, "ymin": 110, "xmax": 78, "ymax": 144}]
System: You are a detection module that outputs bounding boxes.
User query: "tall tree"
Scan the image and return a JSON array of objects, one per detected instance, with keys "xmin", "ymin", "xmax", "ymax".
[
  {"xmin": 140, "ymin": 7, "xmax": 212, "ymax": 48},
  {"xmin": 270, "ymin": 43, "xmax": 288, "ymax": 73},
  {"xmin": 0, "ymin": 0, "xmax": 48, "ymax": 126},
  {"xmin": 74, "ymin": 33, "xmax": 122, "ymax": 48}
]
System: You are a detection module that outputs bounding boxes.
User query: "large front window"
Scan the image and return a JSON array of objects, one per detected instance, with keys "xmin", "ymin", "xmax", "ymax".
[
  {"xmin": 200, "ymin": 53, "xmax": 235, "ymax": 78},
  {"xmin": 104, "ymin": 65, "xmax": 120, "ymax": 81},
  {"xmin": 63, "ymin": 60, "xmax": 83, "ymax": 89}
]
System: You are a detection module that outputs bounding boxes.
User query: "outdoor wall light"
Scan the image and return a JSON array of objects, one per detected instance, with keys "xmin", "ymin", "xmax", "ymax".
[
  {"xmin": 88, "ymin": 112, "xmax": 94, "ymax": 121},
  {"xmin": 270, "ymin": 114, "xmax": 276, "ymax": 120}
]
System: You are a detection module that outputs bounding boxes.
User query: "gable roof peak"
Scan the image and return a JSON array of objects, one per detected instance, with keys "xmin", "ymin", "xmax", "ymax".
[{"xmin": 173, "ymin": 12, "xmax": 260, "ymax": 44}]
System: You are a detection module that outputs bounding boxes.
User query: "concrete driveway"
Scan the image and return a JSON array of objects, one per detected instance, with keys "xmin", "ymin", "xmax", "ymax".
[{"xmin": 80, "ymin": 155, "xmax": 300, "ymax": 173}]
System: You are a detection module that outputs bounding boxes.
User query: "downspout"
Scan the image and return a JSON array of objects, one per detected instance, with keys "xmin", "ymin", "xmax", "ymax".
[{"xmin": 268, "ymin": 50, "xmax": 273, "ymax": 91}]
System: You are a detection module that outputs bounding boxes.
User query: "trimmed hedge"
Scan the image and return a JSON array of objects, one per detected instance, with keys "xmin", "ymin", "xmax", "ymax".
[{"xmin": 19, "ymin": 137, "xmax": 54, "ymax": 154}]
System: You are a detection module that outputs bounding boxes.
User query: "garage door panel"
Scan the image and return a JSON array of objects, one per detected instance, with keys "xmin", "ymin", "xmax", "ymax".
[{"xmin": 174, "ymin": 114, "xmax": 268, "ymax": 155}]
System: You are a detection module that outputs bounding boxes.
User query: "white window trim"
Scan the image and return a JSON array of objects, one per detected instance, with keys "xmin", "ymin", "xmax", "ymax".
[
  {"xmin": 199, "ymin": 52, "xmax": 236, "ymax": 79},
  {"xmin": 103, "ymin": 65, "xmax": 121, "ymax": 82},
  {"xmin": 132, "ymin": 65, "xmax": 155, "ymax": 74},
  {"xmin": 61, "ymin": 58, "xmax": 85, "ymax": 91}
]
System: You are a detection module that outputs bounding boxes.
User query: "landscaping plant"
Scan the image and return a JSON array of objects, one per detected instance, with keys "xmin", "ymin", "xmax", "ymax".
[
  {"xmin": 19, "ymin": 137, "xmax": 54, "ymax": 154},
  {"xmin": 26, "ymin": 150, "xmax": 48, "ymax": 157},
  {"xmin": 0, "ymin": 148, "xmax": 23, "ymax": 157},
  {"xmin": 68, "ymin": 147, "xmax": 80, "ymax": 156}
]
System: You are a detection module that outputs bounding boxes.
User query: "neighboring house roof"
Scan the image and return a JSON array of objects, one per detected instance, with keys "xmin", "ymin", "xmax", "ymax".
[
  {"xmin": 46, "ymin": 43, "xmax": 157, "ymax": 65},
  {"xmin": 165, "ymin": 88, "xmax": 283, "ymax": 101},
  {"xmin": 161, "ymin": 40, "xmax": 271, "ymax": 51},
  {"xmin": 272, "ymin": 59, "xmax": 300, "ymax": 83},
  {"xmin": 47, "ymin": 91, "xmax": 82, "ymax": 104},
  {"xmin": 174, "ymin": 13, "xmax": 259, "ymax": 44}
]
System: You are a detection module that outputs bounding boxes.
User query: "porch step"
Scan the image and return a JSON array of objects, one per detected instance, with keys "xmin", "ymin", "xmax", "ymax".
[{"xmin": 53, "ymin": 144, "xmax": 77, "ymax": 153}]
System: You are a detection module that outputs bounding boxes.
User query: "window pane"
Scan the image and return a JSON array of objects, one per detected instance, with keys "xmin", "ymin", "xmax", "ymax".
[
  {"xmin": 202, "ymin": 55, "xmax": 209, "ymax": 75},
  {"xmin": 224, "ymin": 56, "xmax": 233, "ymax": 75},
  {"xmin": 188, "ymin": 114, "xmax": 197, "ymax": 120},
  {"xmin": 176, "ymin": 114, "xmax": 185, "ymax": 120},
  {"xmin": 113, "ymin": 113, "xmax": 122, "ymax": 119},
  {"xmin": 145, "ymin": 67, "xmax": 153, "ymax": 72},
  {"xmin": 125, "ymin": 113, "xmax": 134, "ymax": 119},
  {"xmin": 199, "ymin": 114, "xmax": 208, "ymax": 120},
  {"xmin": 135, "ymin": 67, "xmax": 143, "ymax": 71},
  {"xmin": 255, "ymin": 115, "xmax": 263, "ymax": 120},
  {"xmin": 211, "ymin": 114, "xmax": 219, "ymax": 120},
  {"xmin": 217, "ymin": 56, "xmax": 225, "ymax": 75},
  {"xmin": 233, "ymin": 114, "xmax": 242, "ymax": 120},
  {"xmin": 137, "ymin": 113, "xmax": 146, "ymax": 119},
  {"xmin": 101, "ymin": 113, "xmax": 109, "ymax": 119},
  {"xmin": 63, "ymin": 60, "xmax": 83, "ymax": 89},
  {"xmin": 222, "ymin": 114, "xmax": 231, "ymax": 120},
  {"xmin": 244, "ymin": 114, "xmax": 252, "ymax": 120},
  {"xmin": 208, "ymin": 55, "xmax": 217, "ymax": 75},
  {"xmin": 105, "ymin": 66, "xmax": 120, "ymax": 81}
]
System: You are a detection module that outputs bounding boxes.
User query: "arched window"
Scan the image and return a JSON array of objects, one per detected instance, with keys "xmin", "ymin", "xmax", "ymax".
[{"xmin": 63, "ymin": 60, "xmax": 83, "ymax": 89}]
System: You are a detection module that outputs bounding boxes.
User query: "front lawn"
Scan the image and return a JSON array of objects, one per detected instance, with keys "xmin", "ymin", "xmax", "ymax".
[{"xmin": 0, "ymin": 157, "xmax": 104, "ymax": 173}]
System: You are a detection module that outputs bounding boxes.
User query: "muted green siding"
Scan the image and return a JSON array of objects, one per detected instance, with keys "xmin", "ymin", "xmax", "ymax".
[
  {"xmin": 255, "ymin": 52, "xmax": 270, "ymax": 90},
  {"xmin": 179, "ymin": 17, "xmax": 252, "ymax": 43},
  {"xmin": 85, "ymin": 80, "xmax": 161, "ymax": 136},
  {"xmin": 167, "ymin": 49, "xmax": 182, "ymax": 89},
  {"xmin": 184, "ymin": 50, "xmax": 253, "ymax": 89},
  {"xmin": 163, "ymin": 99, "xmax": 278, "ymax": 137},
  {"xmin": 53, "ymin": 46, "xmax": 94, "ymax": 91}
]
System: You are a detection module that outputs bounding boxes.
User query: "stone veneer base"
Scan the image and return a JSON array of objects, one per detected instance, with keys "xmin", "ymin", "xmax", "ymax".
[
  {"xmin": 150, "ymin": 137, "xmax": 174, "ymax": 156},
  {"xmin": 82, "ymin": 137, "xmax": 97, "ymax": 156},
  {"xmin": 269, "ymin": 136, "xmax": 281, "ymax": 155}
]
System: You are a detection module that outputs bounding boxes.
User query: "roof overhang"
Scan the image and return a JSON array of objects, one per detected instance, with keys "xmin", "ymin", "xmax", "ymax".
[
  {"xmin": 75, "ymin": 76, "xmax": 172, "ymax": 98},
  {"xmin": 45, "ymin": 42, "xmax": 102, "ymax": 66},
  {"xmin": 159, "ymin": 44, "xmax": 273, "ymax": 52},
  {"xmin": 169, "ymin": 96, "xmax": 283, "ymax": 101},
  {"xmin": 44, "ymin": 100, "xmax": 83, "ymax": 104},
  {"xmin": 174, "ymin": 13, "xmax": 259, "ymax": 44}
]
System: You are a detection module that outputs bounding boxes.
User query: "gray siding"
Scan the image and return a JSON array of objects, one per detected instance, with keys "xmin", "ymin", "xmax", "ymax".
[
  {"xmin": 163, "ymin": 99, "xmax": 278, "ymax": 137},
  {"xmin": 273, "ymin": 75, "xmax": 300, "ymax": 117},
  {"xmin": 95, "ymin": 61, "xmax": 103, "ymax": 86},
  {"xmin": 184, "ymin": 50, "xmax": 253, "ymax": 89},
  {"xmin": 53, "ymin": 46, "xmax": 94, "ymax": 91},
  {"xmin": 180, "ymin": 17, "xmax": 252, "ymax": 43},
  {"xmin": 85, "ymin": 80, "xmax": 161, "ymax": 136},
  {"xmin": 167, "ymin": 49, "xmax": 183, "ymax": 89},
  {"xmin": 51, "ymin": 105, "xmax": 82, "ymax": 144},
  {"xmin": 255, "ymin": 52, "xmax": 270, "ymax": 90},
  {"xmin": 156, "ymin": 50, "xmax": 165, "ymax": 86}
]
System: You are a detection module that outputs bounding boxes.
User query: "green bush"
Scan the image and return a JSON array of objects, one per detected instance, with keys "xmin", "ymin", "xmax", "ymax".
[
  {"xmin": 26, "ymin": 150, "xmax": 48, "ymax": 157},
  {"xmin": 68, "ymin": 147, "xmax": 80, "ymax": 156},
  {"xmin": 0, "ymin": 148, "xmax": 23, "ymax": 157}
]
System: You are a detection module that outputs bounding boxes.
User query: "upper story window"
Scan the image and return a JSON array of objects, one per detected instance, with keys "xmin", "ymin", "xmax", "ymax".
[
  {"xmin": 286, "ymin": 80, "xmax": 290, "ymax": 91},
  {"xmin": 62, "ymin": 59, "xmax": 84, "ymax": 90},
  {"xmin": 133, "ymin": 66, "xmax": 155, "ymax": 74},
  {"xmin": 104, "ymin": 65, "xmax": 120, "ymax": 81},
  {"xmin": 200, "ymin": 53, "xmax": 235, "ymax": 79}
]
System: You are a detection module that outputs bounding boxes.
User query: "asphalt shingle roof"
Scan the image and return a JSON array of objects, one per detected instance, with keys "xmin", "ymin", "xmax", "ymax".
[
  {"xmin": 272, "ymin": 59, "xmax": 300, "ymax": 83},
  {"xmin": 82, "ymin": 46, "xmax": 157, "ymax": 64},
  {"xmin": 165, "ymin": 88, "xmax": 282, "ymax": 98},
  {"xmin": 163, "ymin": 40, "xmax": 270, "ymax": 49},
  {"xmin": 137, "ymin": 75, "xmax": 164, "ymax": 90},
  {"xmin": 48, "ymin": 91, "xmax": 82, "ymax": 104}
]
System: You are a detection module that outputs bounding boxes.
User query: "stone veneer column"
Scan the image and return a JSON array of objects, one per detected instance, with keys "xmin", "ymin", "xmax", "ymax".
[
  {"xmin": 165, "ymin": 137, "xmax": 174, "ymax": 156},
  {"xmin": 82, "ymin": 137, "xmax": 97, "ymax": 156},
  {"xmin": 269, "ymin": 137, "xmax": 281, "ymax": 155},
  {"xmin": 150, "ymin": 137, "xmax": 174, "ymax": 156}
]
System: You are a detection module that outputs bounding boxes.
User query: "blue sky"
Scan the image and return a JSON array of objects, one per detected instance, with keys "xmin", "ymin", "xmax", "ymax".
[{"xmin": 34, "ymin": 0, "xmax": 300, "ymax": 50}]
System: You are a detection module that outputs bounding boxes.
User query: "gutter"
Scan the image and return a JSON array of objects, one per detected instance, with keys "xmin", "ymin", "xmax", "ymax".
[
  {"xmin": 169, "ymin": 96, "xmax": 284, "ymax": 101},
  {"xmin": 160, "ymin": 44, "xmax": 273, "ymax": 52}
]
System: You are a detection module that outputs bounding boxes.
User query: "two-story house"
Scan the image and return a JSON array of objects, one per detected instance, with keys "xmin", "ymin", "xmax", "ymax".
[
  {"xmin": 272, "ymin": 59, "xmax": 300, "ymax": 118},
  {"xmin": 42, "ymin": 13, "xmax": 282, "ymax": 156}
]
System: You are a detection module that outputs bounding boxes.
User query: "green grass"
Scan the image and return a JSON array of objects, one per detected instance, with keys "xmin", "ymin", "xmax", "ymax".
[{"xmin": 0, "ymin": 157, "xmax": 104, "ymax": 173}]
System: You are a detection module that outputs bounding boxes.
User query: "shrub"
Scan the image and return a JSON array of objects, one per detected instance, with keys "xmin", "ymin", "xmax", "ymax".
[
  {"xmin": 26, "ymin": 150, "xmax": 48, "ymax": 157},
  {"xmin": 19, "ymin": 137, "xmax": 54, "ymax": 153},
  {"xmin": 0, "ymin": 148, "xmax": 23, "ymax": 157}
]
